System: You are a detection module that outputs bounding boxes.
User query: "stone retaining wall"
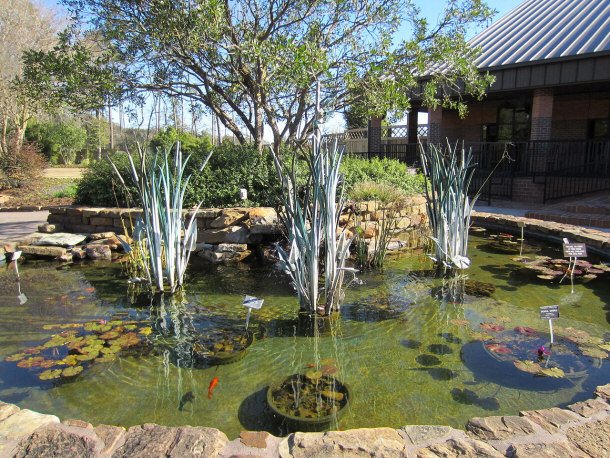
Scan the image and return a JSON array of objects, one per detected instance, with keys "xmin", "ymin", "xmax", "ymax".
[
  {"xmin": 0, "ymin": 383, "xmax": 607, "ymax": 457},
  {"xmin": 472, "ymin": 211, "xmax": 610, "ymax": 259}
]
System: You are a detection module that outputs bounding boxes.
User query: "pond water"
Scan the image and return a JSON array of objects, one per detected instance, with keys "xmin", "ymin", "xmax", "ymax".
[{"xmin": 0, "ymin": 230, "xmax": 609, "ymax": 439}]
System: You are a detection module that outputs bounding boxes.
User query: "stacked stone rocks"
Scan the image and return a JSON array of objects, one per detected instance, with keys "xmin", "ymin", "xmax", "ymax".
[{"xmin": 0, "ymin": 383, "xmax": 608, "ymax": 456}]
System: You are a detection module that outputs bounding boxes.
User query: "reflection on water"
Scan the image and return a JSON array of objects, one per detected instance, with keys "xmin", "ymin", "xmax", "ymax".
[{"xmin": 0, "ymin": 233, "xmax": 608, "ymax": 439}]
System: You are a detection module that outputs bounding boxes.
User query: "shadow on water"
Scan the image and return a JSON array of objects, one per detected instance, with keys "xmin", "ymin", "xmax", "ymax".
[{"xmin": 237, "ymin": 387, "xmax": 286, "ymax": 437}]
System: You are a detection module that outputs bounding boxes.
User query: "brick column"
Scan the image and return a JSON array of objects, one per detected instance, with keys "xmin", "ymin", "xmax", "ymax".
[
  {"xmin": 367, "ymin": 116, "xmax": 382, "ymax": 153},
  {"xmin": 530, "ymin": 88, "xmax": 553, "ymax": 141},
  {"xmin": 427, "ymin": 107, "xmax": 443, "ymax": 146},
  {"xmin": 407, "ymin": 107, "xmax": 420, "ymax": 143}
]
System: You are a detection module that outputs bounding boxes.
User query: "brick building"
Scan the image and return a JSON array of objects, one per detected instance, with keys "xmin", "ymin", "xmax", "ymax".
[{"xmin": 371, "ymin": 0, "xmax": 610, "ymax": 203}]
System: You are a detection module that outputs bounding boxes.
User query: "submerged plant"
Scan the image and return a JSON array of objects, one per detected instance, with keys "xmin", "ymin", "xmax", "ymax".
[
  {"xmin": 273, "ymin": 139, "xmax": 354, "ymax": 315},
  {"xmin": 109, "ymin": 143, "xmax": 212, "ymax": 293}
]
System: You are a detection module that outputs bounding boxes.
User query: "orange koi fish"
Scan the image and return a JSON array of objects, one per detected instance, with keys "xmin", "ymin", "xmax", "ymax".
[{"xmin": 207, "ymin": 377, "xmax": 219, "ymax": 399}]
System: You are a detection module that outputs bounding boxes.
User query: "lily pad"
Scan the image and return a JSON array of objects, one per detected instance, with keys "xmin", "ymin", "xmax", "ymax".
[
  {"xmin": 62, "ymin": 366, "xmax": 84, "ymax": 377},
  {"xmin": 17, "ymin": 357, "xmax": 44, "ymax": 368},
  {"xmin": 95, "ymin": 354, "xmax": 117, "ymax": 363},
  {"xmin": 39, "ymin": 369, "xmax": 62, "ymax": 380},
  {"xmin": 513, "ymin": 360, "xmax": 542, "ymax": 374},
  {"xmin": 101, "ymin": 346, "xmax": 121, "ymax": 354},
  {"xmin": 99, "ymin": 331, "xmax": 120, "ymax": 340},
  {"xmin": 321, "ymin": 390, "xmax": 344, "ymax": 401},
  {"xmin": 321, "ymin": 365, "xmax": 338, "ymax": 375},
  {"xmin": 514, "ymin": 326, "xmax": 536, "ymax": 336},
  {"xmin": 138, "ymin": 326, "xmax": 153, "ymax": 336},
  {"xmin": 599, "ymin": 344, "xmax": 610, "ymax": 352},
  {"xmin": 485, "ymin": 343, "xmax": 512, "ymax": 354},
  {"xmin": 5, "ymin": 353, "xmax": 26, "ymax": 362},
  {"xmin": 450, "ymin": 319, "xmax": 469, "ymax": 327},
  {"xmin": 480, "ymin": 322, "xmax": 504, "ymax": 332},
  {"xmin": 580, "ymin": 346, "xmax": 608, "ymax": 359},
  {"xmin": 76, "ymin": 351, "xmax": 100, "ymax": 361},
  {"xmin": 537, "ymin": 367, "xmax": 565, "ymax": 378},
  {"xmin": 469, "ymin": 331, "xmax": 492, "ymax": 341},
  {"xmin": 39, "ymin": 360, "xmax": 60, "ymax": 368},
  {"xmin": 60, "ymin": 355, "xmax": 78, "ymax": 366},
  {"xmin": 305, "ymin": 370, "xmax": 322, "ymax": 380},
  {"xmin": 319, "ymin": 357, "xmax": 337, "ymax": 366}
]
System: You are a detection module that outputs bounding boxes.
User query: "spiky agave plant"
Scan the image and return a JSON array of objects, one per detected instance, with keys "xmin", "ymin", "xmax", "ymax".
[
  {"xmin": 273, "ymin": 139, "xmax": 354, "ymax": 315},
  {"xmin": 420, "ymin": 142, "xmax": 479, "ymax": 269},
  {"xmin": 109, "ymin": 143, "xmax": 212, "ymax": 293}
]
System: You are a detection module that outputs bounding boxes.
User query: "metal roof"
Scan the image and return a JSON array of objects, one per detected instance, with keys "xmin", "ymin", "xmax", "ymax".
[{"xmin": 470, "ymin": 0, "xmax": 610, "ymax": 69}]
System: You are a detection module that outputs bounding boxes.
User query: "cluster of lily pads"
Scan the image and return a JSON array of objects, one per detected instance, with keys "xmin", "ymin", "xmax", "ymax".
[
  {"xmin": 4, "ymin": 318, "xmax": 153, "ymax": 381},
  {"xmin": 481, "ymin": 233, "xmax": 535, "ymax": 254},
  {"xmin": 190, "ymin": 328, "xmax": 254, "ymax": 365},
  {"xmin": 512, "ymin": 255, "xmax": 610, "ymax": 282},
  {"xmin": 270, "ymin": 358, "xmax": 345, "ymax": 420},
  {"xmin": 449, "ymin": 317, "xmax": 609, "ymax": 379}
]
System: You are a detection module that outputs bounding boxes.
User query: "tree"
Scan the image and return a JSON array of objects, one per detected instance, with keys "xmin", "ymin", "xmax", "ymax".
[
  {"xmin": 0, "ymin": 0, "xmax": 63, "ymax": 158},
  {"xmin": 39, "ymin": 0, "xmax": 494, "ymax": 153}
]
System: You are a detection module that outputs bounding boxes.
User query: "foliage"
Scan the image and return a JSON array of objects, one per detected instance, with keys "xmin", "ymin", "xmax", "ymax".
[
  {"xmin": 150, "ymin": 127, "xmax": 212, "ymax": 155},
  {"xmin": 274, "ymin": 139, "xmax": 354, "ymax": 314},
  {"xmin": 0, "ymin": 141, "xmax": 46, "ymax": 189},
  {"xmin": 38, "ymin": 0, "xmax": 494, "ymax": 153},
  {"xmin": 341, "ymin": 155, "xmax": 426, "ymax": 196},
  {"xmin": 109, "ymin": 145, "xmax": 211, "ymax": 293},
  {"xmin": 420, "ymin": 143, "xmax": 479, "ymax": 269},
  {"xmin": 183, "ymin": 144, "xmax": 280, "ymax": 208},
  {"xmin": 75, "ymin": 152, "xmax": 137, "ymax": 206},
  {"xmin": 0, "ymin": 0, "xmax": 63, "ymax": 186},
  {"xmin": 348, "ymin": 181, "xmax": 409, "ymax": 203}
]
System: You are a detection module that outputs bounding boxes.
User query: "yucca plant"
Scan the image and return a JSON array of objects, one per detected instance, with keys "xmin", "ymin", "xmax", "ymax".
[
  {"xmin": 109, "ymin": 143, "xmax": 212, "ymax": 293},
  {"xmin": 273, "ymin": 139, "xmax": 354, "ymax": 315},
  {"xmin": 420, "ymin": 142, "xmax": 479, "ymax": 269}
]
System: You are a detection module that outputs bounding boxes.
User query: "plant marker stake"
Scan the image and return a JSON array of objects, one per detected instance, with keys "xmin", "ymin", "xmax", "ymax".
[
  {"xmin": 11, "ymin": 251, "xmax": 21, "ymax": 279},
  {"xmin": 570, "ymin": 256, "xmax": 575, "ymax": 294},
  {"xmin": 540, "ymin": 305, "xmax": 559, "ymax": 347},
  {"xmin": 242, "ymin": 295, "xmax": 263, "ymax": 331},
  {"xmin": 517, "ymin": 221, "xmax": 525, "ymax": 257}
]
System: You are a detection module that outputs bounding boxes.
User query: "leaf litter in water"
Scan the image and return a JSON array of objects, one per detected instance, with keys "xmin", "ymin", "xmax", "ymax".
[
  {"xmin": 513, "ymin": 360, "xmax": 542, "ymax": 374},
  {"xmin": 321, "ymin": 365, "xmax": 338, "ymax": 375}
]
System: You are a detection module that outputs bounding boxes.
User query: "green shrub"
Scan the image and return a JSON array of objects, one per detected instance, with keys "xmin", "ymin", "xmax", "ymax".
[
  {"xmin": 75, "ymin": 152, "xmax": 139, "ymax": 207},
  {"xmin": 340, "ymin": 155, "xmax": 425, "ymax": 197},
  {"xmin": 349, "ymin": 181, "xmax": 409, "ymax": 204},
  {"xmin": 183, "ymin": 144, "xmax": 280, "ymax": 208}
]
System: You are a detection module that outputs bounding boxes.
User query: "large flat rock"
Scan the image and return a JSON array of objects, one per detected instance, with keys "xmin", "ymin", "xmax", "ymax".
[
  {"xmin": 519, "ymin": 408, "xmax": 580, "ymax": 433},
  {"xmin": 32, "ymin": 233, "xmax": 87, "ymax": 247},
  {"xmin": 113, "ymin": 424, "xmax": 228, "ymax": 457},
  {"xmin": 466, "ymin": 416, "xmax": 535, "ymax": 441},
  {"xmin": 416, "ymin": 438, "xmax": 503, "ymax": 457},
  {"xmin": 566, "ymin": 418, "xmax": 610, "ymax": 457},
  {"xmin": 506, "ymin": 441, "xmax": 589, "ymax": 458},
  {"xmin": 13, "ymin": 425, "xmax": 102, "ymax": 457},
  {"xmin": 18, "ymin": 245, "xmax": 67, "ymax": 258},
  {"xmin": 279, "ymin": 428, "xmax": 408, "ymax": 457},
  {"xmin": 0, "ymin": 409, "xmax": 59, "ymax": 440}
]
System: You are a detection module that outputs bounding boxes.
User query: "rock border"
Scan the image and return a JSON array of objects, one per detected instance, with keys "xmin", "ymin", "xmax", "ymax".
[
  {"xmin": 471, "ymin": 211, "xmax": 610, "ymax": 260},
  {"xmin": 0, "ymin": 384, "xmax": 607, "ymax": 457}
]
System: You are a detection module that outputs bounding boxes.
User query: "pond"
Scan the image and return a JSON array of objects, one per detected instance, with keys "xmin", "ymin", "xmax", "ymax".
[{"xmin": 0, "ymin": 229, "xmax": 609, "ymax": 439}]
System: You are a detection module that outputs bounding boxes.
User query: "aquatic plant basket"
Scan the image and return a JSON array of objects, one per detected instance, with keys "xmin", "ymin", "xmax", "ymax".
[
  {"xmin": 207, "ymin": 330, "xmax": 254, "ymax": 366},
  {"xmin": 265, "ymin": 373, "xmax": 352, "ymax": 432}
]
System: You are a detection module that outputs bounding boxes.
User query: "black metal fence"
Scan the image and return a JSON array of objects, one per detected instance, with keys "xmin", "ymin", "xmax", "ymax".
[{"xmin": 348, "ymin": 140, "xmax": 610, "ymax": 203}]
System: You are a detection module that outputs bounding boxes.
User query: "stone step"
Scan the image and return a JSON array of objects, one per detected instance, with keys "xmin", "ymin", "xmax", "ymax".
[
  {"xmin": 525, "ymin": 210, "xmax": 610, "ymax": 229},
  {"xmin": 565, "ymin": 202, "xmax": 610, "ymax": 215}
]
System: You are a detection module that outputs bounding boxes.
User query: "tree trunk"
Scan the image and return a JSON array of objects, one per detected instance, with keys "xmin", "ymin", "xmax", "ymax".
[{"xmin": 108, "ymin": 103, "xmax": 114, "ymax": 150}]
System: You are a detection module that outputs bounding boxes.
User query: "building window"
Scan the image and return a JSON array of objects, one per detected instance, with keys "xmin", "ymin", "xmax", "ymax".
[
  {"xmin": 497, "ymin": 106, "xmax": 530, "ymax": 141},
  {"xmin": 588, "ymin": 119, "xmax": 609, "ymax": 138}
]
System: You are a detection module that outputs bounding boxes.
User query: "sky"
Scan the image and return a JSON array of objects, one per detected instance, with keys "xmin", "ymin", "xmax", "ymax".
[{"xmin": 39, "ymin": 0, "xmax": 525, "ymax": 137}]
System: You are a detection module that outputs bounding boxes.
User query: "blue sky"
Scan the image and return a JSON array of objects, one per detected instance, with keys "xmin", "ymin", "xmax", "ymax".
[{"xmin": 39, "ymin": 0, "xmax": 525, "ymax": 134}]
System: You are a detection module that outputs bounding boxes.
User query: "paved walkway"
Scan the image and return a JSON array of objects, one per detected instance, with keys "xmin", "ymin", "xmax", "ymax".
[
  {"xmin": 42, "ymin": 168, "xmax": 85, "ymax": 179},
  {"xmin": 0, "ymin": 211, "xmax": 49, "ymax": 241}
]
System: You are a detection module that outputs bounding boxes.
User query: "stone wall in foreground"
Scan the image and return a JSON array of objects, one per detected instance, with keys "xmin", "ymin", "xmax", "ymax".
[{"xmin": 0, "ymin": 383, "xmax": 608, "ymax": 457}]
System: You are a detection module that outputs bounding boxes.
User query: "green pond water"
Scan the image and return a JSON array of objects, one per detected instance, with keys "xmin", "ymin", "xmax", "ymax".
[{"xmin": 0, "ymin": 230, "xmax": 609, "ymax": 439}]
